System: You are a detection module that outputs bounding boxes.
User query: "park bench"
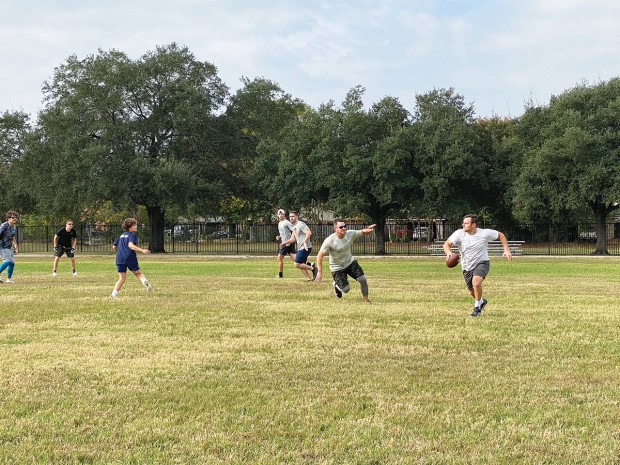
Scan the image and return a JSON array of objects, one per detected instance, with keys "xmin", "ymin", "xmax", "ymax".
[{"xmin": 427, "ymin": 240, "xmax": 524, "ymax": 256}]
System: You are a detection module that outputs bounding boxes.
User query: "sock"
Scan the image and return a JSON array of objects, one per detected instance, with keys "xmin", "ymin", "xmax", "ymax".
[
  {"xmin": 111, "ymin": 290, "xmax": 118, "ymax": 297},
  {"xmin": 72, "ymin": 269, "xmax": 76, "ymax": 273},
  {"xmin": 475, "ymin": 299, "xmax": 481, "ymax": 308},
  {"xmin": 278, "ymin": 272, "xmax": 283, "ymax": 277}
]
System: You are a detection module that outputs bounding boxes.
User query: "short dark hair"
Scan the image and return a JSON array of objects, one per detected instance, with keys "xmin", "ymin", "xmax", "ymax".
[
  {"xmin": 464, "ymin": 214, "xmax": 478, "ymax": 225},
  {"xmin": 289, "ymin": 211, "xmax": 298, "ymax": 216},
  {"xmin": 6, "ymin": 210, "xmax": 18, "ymax": 220}
]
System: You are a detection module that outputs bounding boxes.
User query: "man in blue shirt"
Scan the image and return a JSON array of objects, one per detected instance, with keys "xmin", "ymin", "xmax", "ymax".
[{"xmin": 110, "ymin": 218, "xmax": 152, "ymax": 298}]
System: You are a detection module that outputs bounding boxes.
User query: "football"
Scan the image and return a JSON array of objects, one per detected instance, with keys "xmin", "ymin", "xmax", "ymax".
[{"xmin": 446, "ymin": 253, "xmax": 459, "ymax": 268}]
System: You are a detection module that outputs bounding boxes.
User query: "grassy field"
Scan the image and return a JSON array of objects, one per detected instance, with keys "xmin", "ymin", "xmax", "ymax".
[{"xmin": 1, "ymin": 255, "xmax": 620, "ymax": 464}]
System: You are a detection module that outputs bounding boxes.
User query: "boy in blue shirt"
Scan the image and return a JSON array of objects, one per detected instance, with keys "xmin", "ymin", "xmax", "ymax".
[{"xmin": 110, "ymin": 218, "xmax": 152, "ymax": 298}]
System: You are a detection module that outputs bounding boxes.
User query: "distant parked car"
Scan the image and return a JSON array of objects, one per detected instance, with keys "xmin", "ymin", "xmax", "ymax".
[
  {"xmin": 578, "ymin": 231, "xmax": 596, "ymax": 241},
  {"xmin": 211, "ymin": 230, "xmax": 229, "ymax": 239}
]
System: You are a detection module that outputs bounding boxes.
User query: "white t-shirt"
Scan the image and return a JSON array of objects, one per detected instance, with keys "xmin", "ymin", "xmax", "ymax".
[
  {"xmin": 447, "ymin": 228, "xmax": 499, "ymax": 271},
  {"xmin": 292, "ymin": 220, "xmax": 312, "ymax": 250},
  {"xmin": 319, "ymin": 230, "xmax": 363, "ymax": 271}
]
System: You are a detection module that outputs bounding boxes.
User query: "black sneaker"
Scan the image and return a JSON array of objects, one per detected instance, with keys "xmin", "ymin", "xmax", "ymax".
[
  {"xmin": 311, "ymin": 264, "xmax": 318, "ymax": 281},
  {"xmin": 333, "ymin": 281, "xmax": 343, "ymax": 299},
  {"xmin": 470, "ymin": 306, "xmax": 481, "ymax": 317},
  {"xmin": 479, "ymin": 298, "xmax": 488, "ymax": 312}
]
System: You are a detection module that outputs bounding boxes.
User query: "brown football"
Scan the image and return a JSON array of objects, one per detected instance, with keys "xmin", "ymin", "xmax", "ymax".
[{"xmin": 446, "ymin": 253, "xmax": 459, "ymax": 268}]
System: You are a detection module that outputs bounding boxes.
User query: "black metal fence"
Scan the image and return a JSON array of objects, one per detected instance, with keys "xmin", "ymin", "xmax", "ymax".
[{"xmin": 14, "ymin": 222, "xmax": 620, "ymax": 255}]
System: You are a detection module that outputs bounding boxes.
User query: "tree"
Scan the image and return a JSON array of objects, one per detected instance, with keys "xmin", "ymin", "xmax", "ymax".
[
  {"xmin": 513, "ymin": 78, "xmax": 620, "ymax": 254},
  {"xmin": 223, "ymin": 77, "xmax": 305, "ymax": 220},
  {"xmin": 406, "ymin": 88, "xmax": 484, "ymax": 221},
  {"xmin": 257, "ymin": 86, "xmax": 415, "ymax": 254},
  {"xmin": 25, "ymin": 43, "xmax": 229, "ymax": 251}
]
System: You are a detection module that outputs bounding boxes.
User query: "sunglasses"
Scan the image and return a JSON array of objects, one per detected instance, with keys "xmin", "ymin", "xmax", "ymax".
[{"xmin": 338, "ymin": 225, "xmax": 347, "ymax": 230}]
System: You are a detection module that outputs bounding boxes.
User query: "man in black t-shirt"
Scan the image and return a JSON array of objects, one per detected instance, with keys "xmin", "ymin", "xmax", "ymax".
[{"xmin": 52, "ymin": 219, "xmax": 78, "ymax": 276}]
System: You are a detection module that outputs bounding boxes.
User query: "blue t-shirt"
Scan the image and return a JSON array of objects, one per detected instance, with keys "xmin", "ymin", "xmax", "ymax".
[
  {"xmin": 114, "ymin": 231, "xmax": 139, "ymax": 265},
  {"xmin": 0, "ymin": 222, "xmax": 16, "ymax": 249}
]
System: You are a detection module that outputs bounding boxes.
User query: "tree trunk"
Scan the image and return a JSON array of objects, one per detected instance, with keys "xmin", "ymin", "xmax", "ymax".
[
  {"xmin": 374, "ymin": 216, "xmax": 387, "ymax": 255},
  {"xmin": 147, "ymin": 205, "xmax": 166, "ymax": 253},
  {"xmin": 591, "ymin": 202, "xmax": 615, "ymax": 255}
]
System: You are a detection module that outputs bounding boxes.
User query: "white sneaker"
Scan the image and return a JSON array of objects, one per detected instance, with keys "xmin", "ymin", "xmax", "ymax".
[
  {"xmin": 144, "ymin": 281, "xmax": 153, "ymax": 293},
  {"xmin": 6, "ymin": 279, "xmax": 14, "ymax": 284},
  {"xmin": 72, "ymin": 271, "xmax": 77, "ymax": 276},
  {"xmin": 52, "ymin": 272, "xmax": 57, "ymax": 277}
]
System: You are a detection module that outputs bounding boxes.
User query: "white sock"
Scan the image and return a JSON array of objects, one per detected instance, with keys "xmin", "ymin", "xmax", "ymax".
[
  {"xmin": 111, "ymin": 290, "xmax": 118, "ymax": 297},
  {"xmin": 140, "ymin": 276, "xmax": 148, "ymax": 284},
  {"xmin": 475, "ymin": 299, "xmax": 481, "ymax": 308}
]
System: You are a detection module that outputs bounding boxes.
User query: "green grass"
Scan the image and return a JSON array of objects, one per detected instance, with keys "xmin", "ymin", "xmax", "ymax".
[{"xmin": 1, "ymin": 255, "xmax": 620, "ymax": 464}]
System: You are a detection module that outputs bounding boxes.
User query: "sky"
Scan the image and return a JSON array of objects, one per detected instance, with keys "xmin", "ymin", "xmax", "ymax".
[{"xmin": 2, "ymin": 0, "xmax": 620, "ymax": 119}]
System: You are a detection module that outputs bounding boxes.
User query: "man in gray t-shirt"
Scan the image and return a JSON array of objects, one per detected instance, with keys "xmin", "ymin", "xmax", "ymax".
[
  {"xmin": 275, "ymin": 209, "xmax": 295, "ymax": 278},
  {"xmin": 316, "ymin": 219, "xmax": 376, "ymax": 302},
  {"xmin": 280, "ymin": 211, "xmax": 317, "ymax": 281},
  {"xmin": 443, "ymin": 213, "xmax": 512, "ymax": 317}
]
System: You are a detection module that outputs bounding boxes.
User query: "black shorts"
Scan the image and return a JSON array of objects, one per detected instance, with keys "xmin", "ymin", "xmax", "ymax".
[
  {"xmin": 332, "ymin": 260, "xmax": 365, "ymax": 290},
  {"xmin": 278, "ymin": 244, "xmax": 295, "ymax": 256},
  {"xmin": 462, "ymin": 261, "xmax": 490, "ymax": 291},
  {"xmin": 55, "ymin": 246, "xmax": 75, "ymax": 258}
]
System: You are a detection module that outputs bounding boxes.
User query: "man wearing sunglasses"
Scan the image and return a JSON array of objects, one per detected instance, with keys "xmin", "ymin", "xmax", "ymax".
[
  {"xmin": 315, "ymin": 220, "xmax": 376, "ymax": 302},
  {"xmin": 52, "ymin": 219, "xmax": 78, "ymax": 276},
  {"xmin": 0, "ymin": 211, "xmax": 20, "ymax": 283}
]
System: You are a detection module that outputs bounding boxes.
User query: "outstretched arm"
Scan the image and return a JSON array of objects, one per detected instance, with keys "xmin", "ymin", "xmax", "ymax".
[{"xmin": 362, "ymin": 224, "xmax": 376, "ymax": 236}]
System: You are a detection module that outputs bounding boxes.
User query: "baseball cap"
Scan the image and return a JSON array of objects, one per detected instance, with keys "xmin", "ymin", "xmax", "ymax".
[{"xmin": 277, "ymin": 209, "xmax": 285, "ymax": 215}]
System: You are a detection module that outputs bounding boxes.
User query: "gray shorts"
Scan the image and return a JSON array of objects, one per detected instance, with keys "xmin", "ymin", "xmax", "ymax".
[
  {"xmin": 0, "ymin": 247, "xmax": 15, "ymax": 263},
  {"xmin": 462, "ymin": 261, "xmax": 490, "ymax": 291}
]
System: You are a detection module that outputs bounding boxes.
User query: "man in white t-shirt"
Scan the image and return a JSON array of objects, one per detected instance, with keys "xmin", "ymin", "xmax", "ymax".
[
  {"xmin": 275, "ymin": 209, "xmax": 295, "ymax": 278},
  {"xmin": 280, "ymin": 211, "xmax": 317, "ymax": 281},
  {"xmin": 315, "ymin": 219, "xmax": 376, "ymax": 302},
  {"xmin": 443, "ymin": 214, "xmax": 512, "ymax": 317}
]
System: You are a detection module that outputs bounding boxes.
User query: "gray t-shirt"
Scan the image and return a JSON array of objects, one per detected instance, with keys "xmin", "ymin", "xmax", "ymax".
[
  {"xmin": 447, "ymin": 228, "xmax": 499, "ymax": 271},
  {"xmin": 278, "ymin": 220, "xmax": 294, "ymax": 244},
  {"xmin": 319, "ymin": 230, "xmax": 363, "ymax": 271},
  {"xmin": 292, "ymin": 220, "xmax": 312, "ymax": 250}
]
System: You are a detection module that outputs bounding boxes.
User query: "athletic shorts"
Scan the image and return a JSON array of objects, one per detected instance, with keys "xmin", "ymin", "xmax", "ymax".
[
  {"xmin": 55, "ymin": 246, "xmax": 75, "ymax": 258},
  {"xmin": 278, "ymin": 244, "xmax": 295, "ymax": 256},
  {"xmin": 117, "ymin": 261, "xmax": 140, "ymax": 273},
  {"xmin": 332, "ymin": 260, "xmax": 364, "ymax": 290},
  {"xmin": 0, "ymin": 247, "xmax": 15, "ymax": 263},
  {"xmin": 295, "ymin": 247, "xmax": 312, "ymax": 265},
  {"xmin": 463, "ymin": 261, "xmax": 490, "ymax": 291}
]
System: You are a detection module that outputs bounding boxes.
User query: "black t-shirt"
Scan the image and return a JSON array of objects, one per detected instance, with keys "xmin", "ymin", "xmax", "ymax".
[{"xmin": 56, "ymin": 227, "xmax": 77, "ymax": 247}]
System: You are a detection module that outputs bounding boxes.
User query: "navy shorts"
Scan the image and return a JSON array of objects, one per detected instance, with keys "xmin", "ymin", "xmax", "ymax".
[
  {"xmin": 117, "ymin": 261, "xmax": 140, "ymax": 273},
  {"xmin": 295, "ymin": 247, "xmax": 312, "ymax": 264}
]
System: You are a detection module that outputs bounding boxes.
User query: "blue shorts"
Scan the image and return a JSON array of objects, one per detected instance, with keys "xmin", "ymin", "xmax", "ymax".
[
  {"xmin": 295, "ymin": 247, "xmax": 312, "ymax": 264},
  {"xmin": 117, "ymin": 261, "xmax": 140, "ymax": 273}
]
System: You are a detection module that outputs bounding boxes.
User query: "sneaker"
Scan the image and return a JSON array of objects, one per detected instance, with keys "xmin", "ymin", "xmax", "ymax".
[
  {"xmin": 275, "ymin": 275, "xmax": 283, "ymax": 279},
  {"xmin": 333, "ymin": 281, "xmax": 343, "ymax": 299},
  {"xmin": 479, "ymin": 298, "xmax": 488, "ymax": 312},
  {"xmin": 0, "ymin": 276, "xmax": 3, "ymax": 283},
  {"xmin": 311, "ymin": 264, "xmax": 318, "ymax": 281},
  {"xmin": 144, "ymin": 280, "xmax": 153, "ymax": 293},
  {"xmin": 52, "ymin": 272, "xmax": 57, "ymax": 277},
  {"xmin": 5, "ymin": 279, "xmax": 14, "ymax": 284},
  {"xmin": 470, "ymin": 306, "xmax": 481, "ymax": 317},
  {"xmin": 72, "ymin": 271, "xmax": 78, "ymax": 276}
]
